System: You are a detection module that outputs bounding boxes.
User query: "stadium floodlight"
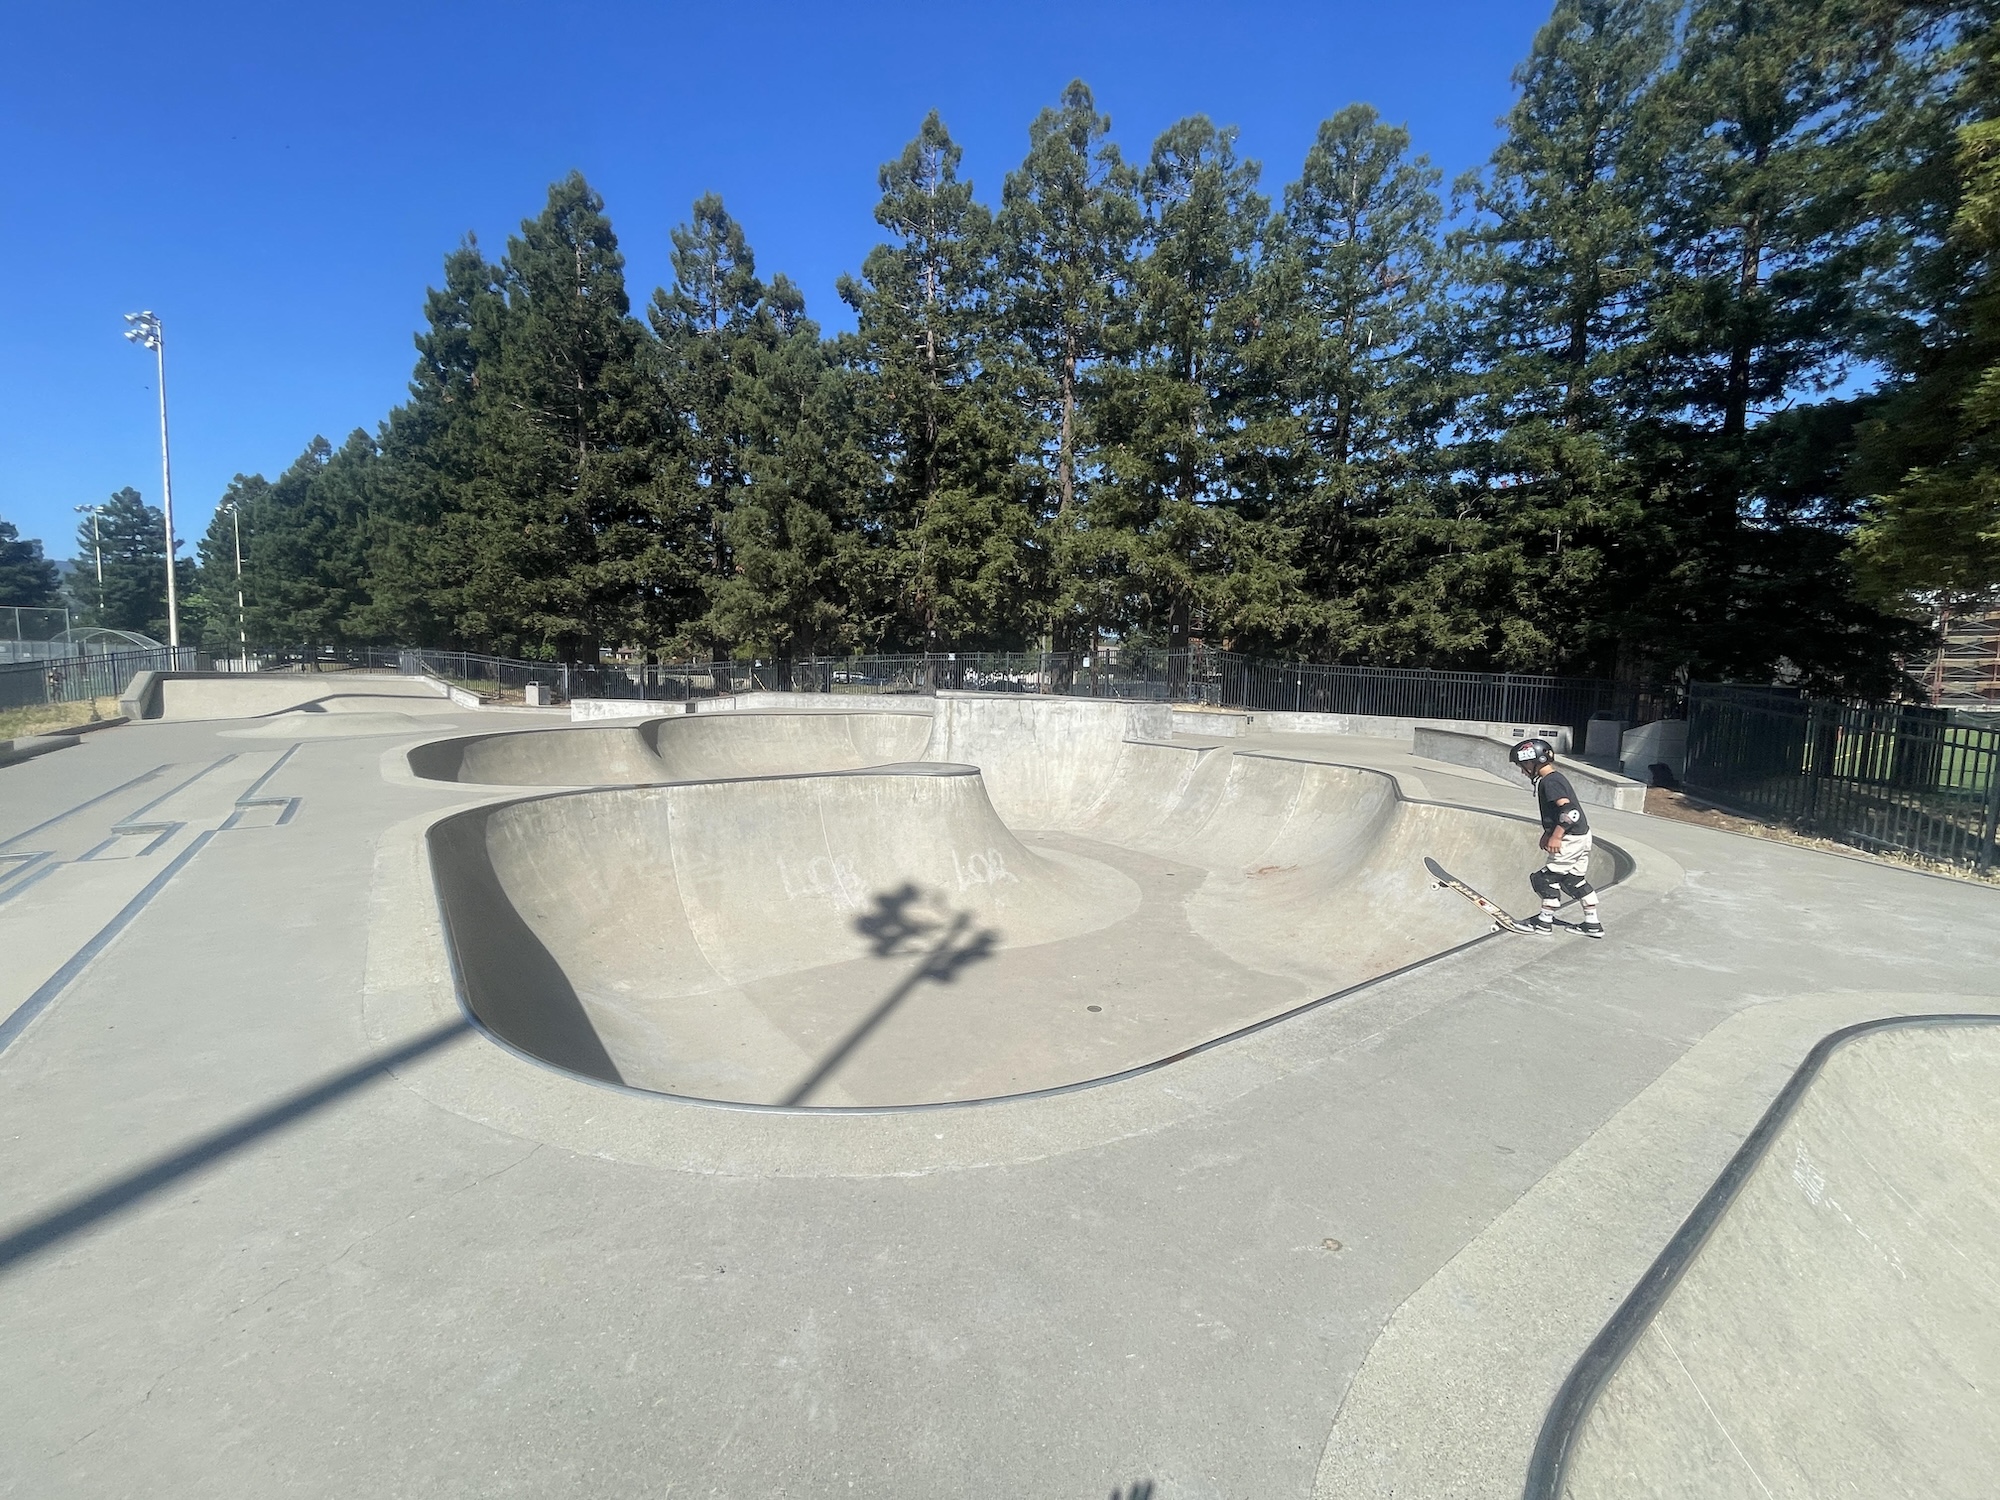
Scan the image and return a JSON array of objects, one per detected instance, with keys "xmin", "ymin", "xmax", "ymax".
[{"xmin": 121, "ymin": 310, "xmax": 179, "ymax": 647}]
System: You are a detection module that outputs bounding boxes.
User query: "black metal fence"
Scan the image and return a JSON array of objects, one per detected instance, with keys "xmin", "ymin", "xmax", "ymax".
[
  {"xmin": 1215, "ymin": 657, "xmax": 1620, "ymax": 729},
  {"xmin": 1686, "ymin": 684, "xmax": 2000, "ymax": 872},
  {"xmin": 0, "ymin": 646, "xmax": 199, "ymax": 713},
  {"xmin": 553, "ymin": 650, "xmax": 1194, "ymax": 703},
  {"xmin": 524, "ymin": 648, "xmax": 1622, "ymax": 734}
]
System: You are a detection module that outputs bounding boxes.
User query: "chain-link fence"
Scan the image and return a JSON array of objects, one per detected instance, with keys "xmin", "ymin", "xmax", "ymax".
[{"xmin": 1686, "ymin": 684, "xmax": 2000, "ymax": 872}]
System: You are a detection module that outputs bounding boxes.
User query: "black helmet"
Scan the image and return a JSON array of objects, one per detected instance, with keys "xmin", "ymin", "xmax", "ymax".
[{"xmin": 1510, "ymin": 737, "xmax": 1556, "ymax": 775}]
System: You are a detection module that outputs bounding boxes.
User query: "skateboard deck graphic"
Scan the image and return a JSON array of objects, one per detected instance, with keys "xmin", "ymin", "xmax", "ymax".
[{"xmin": 1424, "ymin": 857, "xmax": 1535, "ymax": 935}]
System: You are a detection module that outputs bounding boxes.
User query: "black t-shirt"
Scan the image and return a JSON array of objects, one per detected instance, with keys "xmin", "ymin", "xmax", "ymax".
[{"xmin": 1536, "ymin": 770, "xmax": 1591, "ymax": 837}]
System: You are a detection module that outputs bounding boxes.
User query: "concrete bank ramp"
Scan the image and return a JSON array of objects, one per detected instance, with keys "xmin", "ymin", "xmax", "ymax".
[
  {"xmin": 1542, "ymin": 1018, "xmax": 2000, "ymax": 1499},
  {"xmin": 924, "ymin": 693, "xmax": 1173, "ymax": 826},
  {"xmin": 150, "ymin": 672, "xmax": 454, "ymax": 722},
  {"xmin": 410, "ymin": 710, "xmax": 931, "ymax": 786}
]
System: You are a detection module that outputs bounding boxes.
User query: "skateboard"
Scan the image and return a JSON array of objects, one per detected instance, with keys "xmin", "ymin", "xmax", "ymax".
[{"xmin": 1424, "ymin": 857, "xmax": 1536, "ymax": 935}]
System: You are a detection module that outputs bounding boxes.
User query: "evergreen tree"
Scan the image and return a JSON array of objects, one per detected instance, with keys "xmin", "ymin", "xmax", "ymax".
[
  {"xmin": 649, "ymin": 194, "xmax": 775, "ymax": 650},
  {"xmin": 840, "ymin": 113, "xmax": 1030, "ymax": 649},
  {"xmin": 1261, "ymin": 104, "xmax": 1450, "ymax": 657},
  {"xmin": 0, "ymin": 518, "xmax": 62, "ymax": 609},
  {"xmin": 1094, "ymin": 116, "xmax": 1274, "ymax": 649},
  {"xmin": 1444, "ymin": 0, "xmax": 1672, "ymax": 674},
  {"xmin": 69, "ymin": 487, "xmax": 190, "ymax": 639},
  {"xmin": 370, "ymin": 238, "xmax": 511, "ymax": 648},
  {"xmin": 704, "ymin": 277, "xmax": 871, "ymax": 662},
  {"xmin": 996, "ymin": 81, "xmax": 1143, "ymax": 643},
  {"xmin": 1852, "ymin": 5, "xmax": 2000, "ymax": 606},
  {"xmin": 465, "ymin": 172, "xmax": 661, "ymax": 659},
  {"xmin": 186, "ymin": 475, "xmax": 263, "ymax": 653},
  {"xmin": 1624, "ymin": 0, "xmax": 1931, "ymax": 691},
  {"xmin": 232, "ymin": 434, "xmax": 382, "ymax": 647}
]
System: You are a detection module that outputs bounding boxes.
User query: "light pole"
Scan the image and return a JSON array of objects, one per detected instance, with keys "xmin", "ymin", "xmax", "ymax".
[
  {"xmin": 122, "ymin": 310, "xmax": 180, "ymax": 649},
  {"xmin": 73, "ymin": 504, "xmax": 106, "ymax": 619},
  {"xmin": 220, "ymin": 500, "xmax": 248, "ymax": 668}
]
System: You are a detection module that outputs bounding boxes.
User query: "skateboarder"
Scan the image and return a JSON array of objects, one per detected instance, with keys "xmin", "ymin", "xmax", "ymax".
[{"xmin": 1509, "ymin": 738, "xmax": 1604, "ymax": 938}]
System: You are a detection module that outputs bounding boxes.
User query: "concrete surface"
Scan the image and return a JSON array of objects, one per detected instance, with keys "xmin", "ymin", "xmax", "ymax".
[
  {"xmin": 1622, "ymin": 718, "xmax": 1689, "ymax": 781},
  {"xmin": 571, "ymin": 690, "xmax": 936, "ymax": 721},
  {"xmin": 424, "ymin": 715, "xmax": 1613, "ymax": 1104},
  {"xmin": 1413, "ymin": 725, "xmax": 1649, "ymax": 811},
  {"xmin": 1310, "ymin": 992, "xmax": 1999, "ymax": 1499},
  {"xmin": 1560, "ymin": 1019, "xmax": 2000, "ymax": 1499},
  {"xmin": 1257, "ymin": 710, "xmax": 1576, "ymax": 751},
  {"xmin": 0, "ymin": 732, "xmax": 81, "ymax": 766},
  {"xmin": 122, "ymin": 669, "xmax": 456, "ymax": 722},
  {"xmin": 413, "ymin": 709, "xmax": 932, "ymax": 786},
  {"xmin": 1, "ymin": 672, "xmax": 1996, "ymax": 1500}
]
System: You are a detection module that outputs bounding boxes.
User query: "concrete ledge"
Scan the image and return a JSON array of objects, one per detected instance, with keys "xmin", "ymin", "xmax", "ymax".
[
  {"xmin": 415, "ymin": 674, "xmax": 485, "ymax": 710},
  {"xmin": 117, "ymin": 669, "xmax": 165, "ymax": 719},
  {"xmin": 1413, "ymin": 727, "xmax": 1647, "ymax": 811},
  {"xmin": 570, "ymin": 690, "xmax": 941, "ymax": 723},
  {"xmin": 0, "ymin": 732, "xmax": 81, "ymax": 766},
  {"xmin": 1172, "ymin": 707, "xmax": 1251, "ymax": 736},
  {"xmin": 1256, "ymin": 710, "xmax": 1575, "ymax": 751},
  {"xmin": 121, "ymin": 669, "xmax": 450, "ymax": 721},
  {"xmin": 1620, "ymin": 718, "xmax": 1687, "ymax": 781}
]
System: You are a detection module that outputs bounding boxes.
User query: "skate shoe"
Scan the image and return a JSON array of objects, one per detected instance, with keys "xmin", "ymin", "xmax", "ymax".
[
  {"xmin": 1528, "ymin": 910, "xmax": 1556, "ymax": 934},
  {"xmin": 1577, "ymin": 919, "xmax": 1605, "ymax": 939}
]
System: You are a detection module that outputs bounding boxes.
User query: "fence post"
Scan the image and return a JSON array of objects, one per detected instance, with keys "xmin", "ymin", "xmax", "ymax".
[{"xmin": 1980, "ymin": 739, "xmax": 2000, "ymax": 875}]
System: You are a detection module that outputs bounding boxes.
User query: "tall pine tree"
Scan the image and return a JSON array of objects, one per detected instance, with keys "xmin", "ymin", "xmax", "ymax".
[
  {"xmin": 996, "ymin": 81, "xmax": 1142, "ymax": 645},
  {"xmin": 704, "ymin": 277, "xmax": 871, "ymax": 664},
  {"xmin": 465, "ymin": 172, "xmax": 661, "ymax": 659},
  {"xmin": 1627, "ymin": 0, "xmax": 1930, "ymax": 692},
  {"xmin": 370, "ymin": 237, "xmax": 511, "ymax": 648},
  {"xmin": 69, "ymin": 487, "xmax": 191, "ymax": 640},
  {"xmin": 650, "ymin": 193, "xmax": 770, "ymax": 644},
  {"xmin": 840, "ymin": 113, "xmax": 1031, "ymax": 649},
  {"xmin": 1445, "ymin": 0, "xmax": 1671, "ymax": 674},
  {"xmin": 1261, "ymin": 103, "xmax": 1450, "ymax": 657},
  {"xmin": 1094, "ymin": 116, "xmax": 1276, "ymax": 650},
  {"xmin": 1852, "ymin": 4, "xmax": 2000, "ymax": 607},
  {"xmin": 0, "ymin": 518, "xmax": 62, "ymax": 610}
]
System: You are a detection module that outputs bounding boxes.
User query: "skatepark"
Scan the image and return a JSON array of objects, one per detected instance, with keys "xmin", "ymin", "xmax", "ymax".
[{"xmin": 1, "ymin": 672, "xmax": 1995, "ymax": 1497}]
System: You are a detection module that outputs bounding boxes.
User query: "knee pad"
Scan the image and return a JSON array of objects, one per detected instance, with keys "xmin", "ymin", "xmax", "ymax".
[
  {"xmin": 1529, "ymin": 868, "xmax": 1559, "ymax": 900},
  {"xmin": 1557, "ymin": 873, "xmax": 1594, "ymax": 900}
]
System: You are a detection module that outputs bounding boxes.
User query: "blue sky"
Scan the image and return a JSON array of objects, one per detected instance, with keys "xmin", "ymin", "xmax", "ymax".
[{"xmin": 0, "ymin": 0, "xmax": 1552, "ymax": 568}]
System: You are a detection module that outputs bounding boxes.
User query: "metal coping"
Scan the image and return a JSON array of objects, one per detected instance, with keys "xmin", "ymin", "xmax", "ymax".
[
  {"xmin": 424, "ymin": 759, "xmax": 1631, "ymax": 1115},
  {"xmin": 1521, "ymin": 1010, "xmax": 2000, "ymax": 1500}
]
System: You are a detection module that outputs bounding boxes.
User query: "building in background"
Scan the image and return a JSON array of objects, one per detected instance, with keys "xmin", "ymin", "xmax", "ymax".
[{"xmin": 1923, "ymin": 600, "xmax": 2000, "ymax": 710}]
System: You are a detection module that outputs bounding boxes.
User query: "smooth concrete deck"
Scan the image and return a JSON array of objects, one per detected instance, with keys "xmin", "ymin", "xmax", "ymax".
[
  {"xmin": 1, "ymin": 684, "xmax": 1996, "ymax": 1498},
  {"xmin": 1560, "ymin": 1020, "xmax": 2000, "ymax": 1499}
]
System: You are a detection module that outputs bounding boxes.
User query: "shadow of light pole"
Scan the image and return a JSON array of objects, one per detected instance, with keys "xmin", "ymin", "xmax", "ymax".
[
  {"xmin": 778, "ymin": 884, "xmax": 997, "ymax": 1108},
  {"xmin": 0, "ymin": 1018, "xmax": 471, "ymax": 1275}
]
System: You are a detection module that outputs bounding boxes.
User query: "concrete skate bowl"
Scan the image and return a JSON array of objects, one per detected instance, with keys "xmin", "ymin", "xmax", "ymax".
[
  {"xmin": 423, "ymin": 697, "xmax": 1627, "ymax": 1109},
  {"xmin": 405, "ymin": 709, "xmax": 932, "ymax": 786},
  {"xmin": 1527, "ymin": 1015, "xmax": 2000, "ymax": 1500}
]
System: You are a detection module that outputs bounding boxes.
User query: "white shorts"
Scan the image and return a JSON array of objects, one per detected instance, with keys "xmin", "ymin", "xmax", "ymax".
[{"xmin": 1544, "ymin": 832, "xmax": 1593, "ymax": 877}]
